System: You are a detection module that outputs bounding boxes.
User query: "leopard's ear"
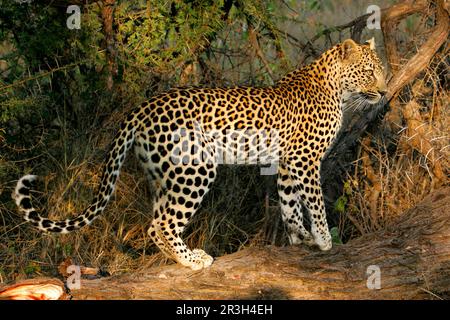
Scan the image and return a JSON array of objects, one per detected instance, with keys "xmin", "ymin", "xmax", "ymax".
[
  {"xmin": 341, "ymin": 39, "xmax": 357, "ymax": 61},
  {"xmin": 366, "ymin": 37, "xmax": 376, "ymax": 50}
]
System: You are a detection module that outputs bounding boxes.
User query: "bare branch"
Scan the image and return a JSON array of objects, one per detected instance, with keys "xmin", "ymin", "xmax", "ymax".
[{"xmin": 383, "ymin": 0, "xmax": 449, "ymax": 99}]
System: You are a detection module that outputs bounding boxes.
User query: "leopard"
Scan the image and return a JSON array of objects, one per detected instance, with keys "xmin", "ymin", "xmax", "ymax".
[{"xmin": 13, "ymin": 38, "xmax": 387, "ymax": 270}]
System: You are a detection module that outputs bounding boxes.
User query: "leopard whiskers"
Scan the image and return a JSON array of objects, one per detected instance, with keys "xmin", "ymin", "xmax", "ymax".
[{"xmin": 342, "ymin": 96, "xmax": 367, "ymax": 112}]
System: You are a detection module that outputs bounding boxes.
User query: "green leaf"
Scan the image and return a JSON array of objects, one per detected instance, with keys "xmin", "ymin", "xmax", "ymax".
[
  {"xmin": 63, "ymin": 244, "xmax": 73, "ymax": 256},
  {"xmin": 24, "ymin": 262, "xmax": 41, "ymax": 276},
  {"xmin": 330, "ymin": 227, "xmax": 343, "ymax": 245},
  {"xmin": 334, "ymin": 195, "xmax": 348, "ymax": 213},
  {"xmin": 343, "ymin": 181, "xmax": 352, "ymax": 195},
  {"xmin": 309, "ymin": 0, "xmax": 321, "ymax": 11}
]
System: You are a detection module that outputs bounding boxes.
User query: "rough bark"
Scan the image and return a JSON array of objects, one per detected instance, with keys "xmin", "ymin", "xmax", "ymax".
[{"xmin": 3, "ymin": 188, "xmax": 445, "ymax": 300}]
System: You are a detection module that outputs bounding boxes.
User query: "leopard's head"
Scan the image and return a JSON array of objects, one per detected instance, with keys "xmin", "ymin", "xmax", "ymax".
[{"xmin": 339, "ymin": 38, "xmax": 387, "ymax": 104}]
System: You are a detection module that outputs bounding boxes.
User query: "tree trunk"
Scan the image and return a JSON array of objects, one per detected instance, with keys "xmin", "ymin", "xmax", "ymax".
[{"xmin": 67, "ymin": 187, "xmax": 449, "ymax": 300}]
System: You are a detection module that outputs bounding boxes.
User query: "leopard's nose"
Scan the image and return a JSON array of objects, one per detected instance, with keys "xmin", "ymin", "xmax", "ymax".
[
  {"xmin": 378, "ymin": 87, "xmax": 388, "ymax": 94},
  {"xmin": 377, "ymin": 79, "xmax": 388, "ymax": 95}
]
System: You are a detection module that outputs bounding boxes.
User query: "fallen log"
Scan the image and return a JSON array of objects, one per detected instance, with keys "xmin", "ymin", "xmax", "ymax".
[
  {"xmin": 65, "ymin": 187, "xmax": 448, "ymax": 300},
  {"xmin": 1, "ymin": 188, "xmax": 448, "ymax": 300}
]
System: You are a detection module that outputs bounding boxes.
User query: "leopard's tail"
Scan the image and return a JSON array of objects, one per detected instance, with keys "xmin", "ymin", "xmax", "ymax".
[{"xmin": 13, "ymin": 116, "xmax": 137, "ymax": 233}]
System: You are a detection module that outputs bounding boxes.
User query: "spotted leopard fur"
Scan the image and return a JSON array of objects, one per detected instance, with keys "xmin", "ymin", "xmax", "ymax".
[{"xmin": 14, "ymin": 38, "xmax": 386, "ymax": 270}]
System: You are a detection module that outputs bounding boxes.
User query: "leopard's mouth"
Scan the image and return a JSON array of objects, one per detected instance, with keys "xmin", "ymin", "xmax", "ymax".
[{"xmin": 361, "ymin": 90, "xmax": 383, "ymax": 104}]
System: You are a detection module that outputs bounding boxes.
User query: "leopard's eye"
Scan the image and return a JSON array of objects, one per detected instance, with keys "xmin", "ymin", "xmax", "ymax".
[{"xmin": 363, "ymin": 66, "xmax": 375, "ymax": 77}]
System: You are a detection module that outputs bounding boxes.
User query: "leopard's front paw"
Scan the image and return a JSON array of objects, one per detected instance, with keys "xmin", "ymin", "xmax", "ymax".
[
  {"xmin": 180, "ymin": 249, "xmax": 214, "ymax": 271},
  {"xmin": 193, "ymin": 249, "xmax": 214, "ymax": 268},
  {"xmin": 311, "ymin": 227, "xmax": 332, "ymax": 251}
]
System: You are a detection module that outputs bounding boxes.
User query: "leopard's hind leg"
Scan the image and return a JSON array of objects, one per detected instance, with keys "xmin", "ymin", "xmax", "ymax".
[{"xmin": 146, "ymin": 160, "xmax": 217, "ymax": 270}]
